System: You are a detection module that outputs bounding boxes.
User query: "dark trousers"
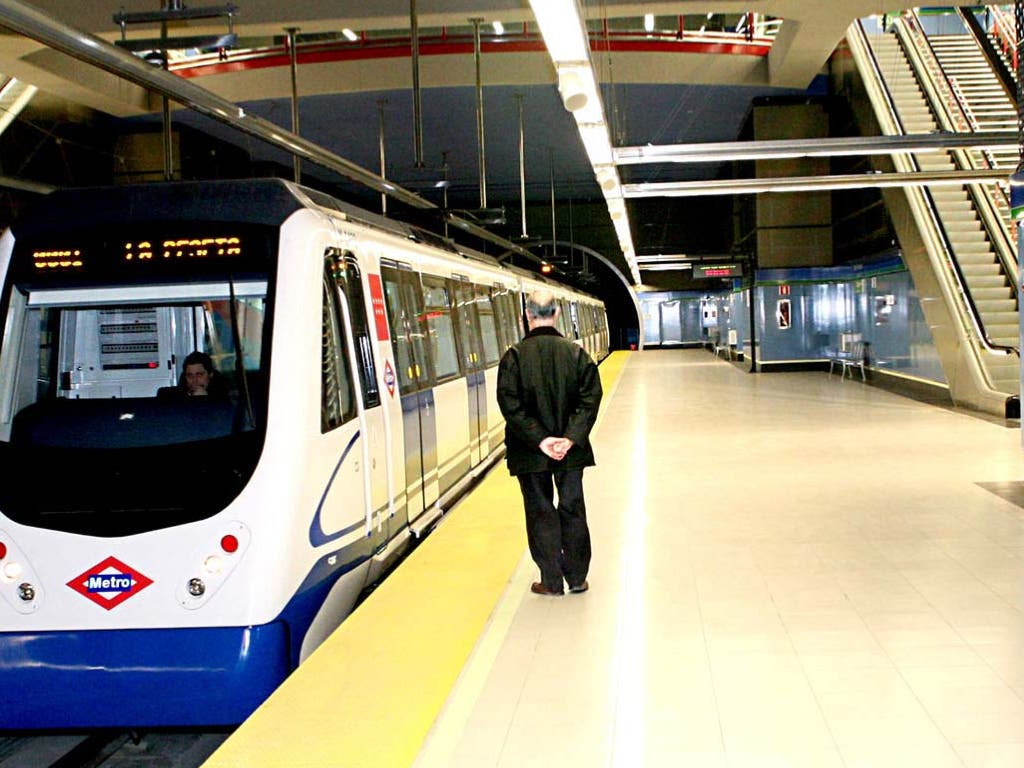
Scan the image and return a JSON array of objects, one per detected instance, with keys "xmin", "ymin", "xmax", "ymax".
[{"xmin": 517, "ymin": 469, "xmax": 591, "ymax": 591}]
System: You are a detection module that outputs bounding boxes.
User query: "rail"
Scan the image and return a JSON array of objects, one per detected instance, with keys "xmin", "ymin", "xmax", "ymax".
[
  {"xmin": 165, "ymin": 16, "xmax": 783, "ymax": 73},
  {"xmin": 990, "ymin": 3, "xmax": 1017, "ymax": 69},
  {"xmin": 957, "ymin": 6, "xmax": 1017, "ymax": 98}
]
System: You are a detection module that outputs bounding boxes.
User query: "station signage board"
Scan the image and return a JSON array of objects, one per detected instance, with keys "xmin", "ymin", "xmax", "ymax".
[{"xmin": 693, "ymin": 263, "xmax": 743, "ymax": 279}]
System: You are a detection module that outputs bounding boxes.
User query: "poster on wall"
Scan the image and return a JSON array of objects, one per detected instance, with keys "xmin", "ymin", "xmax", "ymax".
[{"xmin": 776, "ymin": 299, "xmax": 791, "ymax": 330}]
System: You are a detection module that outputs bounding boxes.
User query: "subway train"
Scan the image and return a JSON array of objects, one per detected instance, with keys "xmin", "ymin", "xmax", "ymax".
[{"xmin": 0, "ymin": 179, "xmax": 608, "ymax": 729}]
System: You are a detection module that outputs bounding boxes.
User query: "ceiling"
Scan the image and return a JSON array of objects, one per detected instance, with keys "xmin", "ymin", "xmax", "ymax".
[{"xmin": 0, "ymin": 0, "xmax": 922, "ymax": 297}]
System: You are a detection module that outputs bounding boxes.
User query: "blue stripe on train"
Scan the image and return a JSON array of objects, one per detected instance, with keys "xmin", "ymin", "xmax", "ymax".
[{"xmin": 0, "ymin": 624, "xmax": 290, "ymax": 728}]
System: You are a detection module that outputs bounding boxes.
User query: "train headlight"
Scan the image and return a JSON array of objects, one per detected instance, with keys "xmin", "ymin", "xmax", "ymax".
[
  {"xmin": 187, "ymin": 577, "xmax": 206, "ymax": 597},
  {"xmin": 17, "ymin": 582, "xmax": 35, "ymax": 602},
  {"xmin": 2, "ymin": 561, "xmax": 22, "ymax": 582},
  {"xmin": 203, "ymin": 555, "xmax": 224, "ymax": 575}
]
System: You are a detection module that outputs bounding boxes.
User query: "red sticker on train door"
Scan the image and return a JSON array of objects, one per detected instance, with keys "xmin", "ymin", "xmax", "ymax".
[{"xmin": 368, "ymin": 274, "xmax": 390, "ymax": 341}]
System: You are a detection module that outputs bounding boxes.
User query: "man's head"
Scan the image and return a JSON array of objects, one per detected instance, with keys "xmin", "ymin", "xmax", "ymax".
[
  {"xmin": 182, "ymin": 351, "xmax": 214, "ymax": 396},
  {"xmin": 525, "ymin": 290, "xmax": 559, "ymax": 330}
]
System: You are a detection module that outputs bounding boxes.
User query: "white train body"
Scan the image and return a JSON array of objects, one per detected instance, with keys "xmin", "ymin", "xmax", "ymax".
[{"xmin": 0, "ymin": 180, "xmax": 607, "ymax": 728}]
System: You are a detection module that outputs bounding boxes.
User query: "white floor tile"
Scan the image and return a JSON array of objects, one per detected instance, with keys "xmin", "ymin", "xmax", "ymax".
[{"xmin": 416, "ymin": 352, "xmax": 1024, "ymax": 768}]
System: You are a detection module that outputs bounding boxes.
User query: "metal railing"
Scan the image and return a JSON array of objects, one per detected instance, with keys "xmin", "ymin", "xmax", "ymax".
[{"xmin": 165, "ymin": 15, "xmax": 783, "ymax": 73}]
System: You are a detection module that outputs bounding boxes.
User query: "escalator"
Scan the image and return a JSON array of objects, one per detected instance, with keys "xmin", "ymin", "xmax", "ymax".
[{"xmin": 847, "ymin": 11, "xmax": 1018, "ymax": 416}]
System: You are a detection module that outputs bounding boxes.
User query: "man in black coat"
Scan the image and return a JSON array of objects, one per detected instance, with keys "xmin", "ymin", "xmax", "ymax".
[{"xmin": 496, "ymin": 290, "xmax": 603, "ymax": 596}]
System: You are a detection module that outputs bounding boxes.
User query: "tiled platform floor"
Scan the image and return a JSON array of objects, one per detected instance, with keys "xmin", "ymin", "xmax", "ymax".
[{"xmin": 419, "ymin": 350, "xmax": 1024, "ymax": 768}]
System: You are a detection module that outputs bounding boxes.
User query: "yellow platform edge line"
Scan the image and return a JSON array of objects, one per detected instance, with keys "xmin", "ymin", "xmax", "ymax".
[{"xmin": 203, "ymin": 350, "xmax": 631, "ymax": 768}]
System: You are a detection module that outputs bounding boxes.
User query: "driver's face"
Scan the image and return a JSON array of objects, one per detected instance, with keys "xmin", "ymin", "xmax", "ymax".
[{"xmin": 185, "ymin": 363, "xmax": 210, "ymax": 395}]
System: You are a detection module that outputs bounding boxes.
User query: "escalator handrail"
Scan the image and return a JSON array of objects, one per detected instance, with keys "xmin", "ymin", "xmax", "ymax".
[{"xmin": 957, "ymin": 6, "xmax": 1017, "ymax": 100}]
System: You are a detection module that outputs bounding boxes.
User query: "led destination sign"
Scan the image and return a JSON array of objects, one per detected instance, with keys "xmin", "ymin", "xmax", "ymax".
[
  {"xmin": 29, "ymin": 235, "xmax": 244, "ymax": 274},
  {"xmin": 693, "ymin": 263, "xmax": 743, "ymax": 279},
  {"xmin": 33, "ymin": 249, "xmax": 83, "ymax": 271},
  {"xmin": 124, "ymin": 236, "xmax": 243, "ymax": 262},
  {"xmin": 17, "ymin": 226, "xmax": 270, "ymax": 286}
]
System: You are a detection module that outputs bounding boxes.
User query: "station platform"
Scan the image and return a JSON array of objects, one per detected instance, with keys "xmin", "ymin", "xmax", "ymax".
[{"xmin": 205, "ymin": 349, "xmax": 1024, "ymax": 768}]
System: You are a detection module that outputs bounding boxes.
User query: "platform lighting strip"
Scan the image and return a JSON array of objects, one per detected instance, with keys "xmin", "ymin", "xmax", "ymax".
[
  {"xmin": 526, "ymin": 0, "xmax": 642, "ymax": 286},
  {"xmin": 623, "ymin": 168, "xmax": 1010, "ymax": 198}
]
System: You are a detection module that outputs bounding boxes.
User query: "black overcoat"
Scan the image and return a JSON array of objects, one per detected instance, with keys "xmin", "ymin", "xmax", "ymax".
[{"xmin": 496, "ymin": 326, "xmax": 603, "ymax": 476}]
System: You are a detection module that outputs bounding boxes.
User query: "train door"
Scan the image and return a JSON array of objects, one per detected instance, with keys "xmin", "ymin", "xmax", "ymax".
[
  {"xmin": 380, "ymin": 264, "xmax": 439, "ymax": 524},
  {"xmin": 452, "ymin": 280, "xmax": 486, "ymax": 466},
  {"xmin": 473, "ymin": 285, "xmax": 501, "ymax": 456},
  {"xmin": 326, "ymin": 249, "xmax": 390, "ymax": 535}
]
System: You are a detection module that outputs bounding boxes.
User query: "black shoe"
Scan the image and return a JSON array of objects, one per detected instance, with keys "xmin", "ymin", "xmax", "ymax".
[
  {"xmin": 568, "ymin": 580, "xmax": 589, "ymax": 594},
  {"xmin": 531, "ymin": 582, "xmax": 564, "ymax": 596}
]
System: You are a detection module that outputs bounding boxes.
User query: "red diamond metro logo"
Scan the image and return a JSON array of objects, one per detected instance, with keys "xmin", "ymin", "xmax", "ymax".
[{"xmin": 67, "ymin": 556, "xmax": 153, "ymax": 610}]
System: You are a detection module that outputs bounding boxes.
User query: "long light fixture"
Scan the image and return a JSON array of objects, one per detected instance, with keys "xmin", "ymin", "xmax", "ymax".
[
  {"xmin": 527, "ymin": 0, "xmax": 641, "ymax": 285},
  {"xmin": 623, "ymin": 169, "xmax": 1010, "ymax": 198},
  {"xmin": 615, "ymin": 132, "xmax": 1020, "ymax": 165}
]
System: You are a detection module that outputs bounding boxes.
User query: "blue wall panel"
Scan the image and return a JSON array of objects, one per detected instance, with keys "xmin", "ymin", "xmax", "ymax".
[{"xmin": 648, "ymin": 253, "xmax": 946, "ymax": 384}]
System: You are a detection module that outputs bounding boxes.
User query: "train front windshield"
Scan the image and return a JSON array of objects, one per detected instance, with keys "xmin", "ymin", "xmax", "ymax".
[{"xmin": 0, "ymin": 224, "xmax": 276, "ymax": 537}]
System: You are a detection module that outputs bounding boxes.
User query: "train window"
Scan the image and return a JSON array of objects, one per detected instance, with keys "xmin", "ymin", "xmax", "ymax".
[
  {"xmin": 321, "ymin": 274, "xmax": 356, "ymax": 432},
  {"xmin": 568, "ymin": 302, "xmax": 581, "ymax": 340},
  {"xmin": 452, "ymin": 280, "xmax": 483, "ymax": 371},
  {"xmin": 490, "ymin": 286, "xmax": 518, "ymax": 353},
  {"xmin": 327, "ymin": 250, "xmax": 380, "ymax": 409},
  {"xmin": 580, "ymin": 303, "xmax": 593, "ymax": 338},
  {"xmin": 556, "ymin": 299, "xmax": 573, "ymax": 338},
  {"xmin": 0, "ymin": 280, "xmax": 273, "ymax": 536},
  {"xmin": 0, "ymin": 284, "xmax": 268, "ymax": 421},
  {"xmin": 380, "ymin": 266, "xmax": 434, "ymax": 392},
  {"xmin": 474, "ymin": 286, "xmax": 501, "ymax": 366},
  {"xmin": 420, "ymin": 276, "xmax": 459, "ymax": 381}
]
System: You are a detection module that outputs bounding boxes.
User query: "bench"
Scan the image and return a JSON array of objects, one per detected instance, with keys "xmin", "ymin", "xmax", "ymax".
[{"xmin": 828, "ymin": 340, "xmax": 867, "ymax": 381}]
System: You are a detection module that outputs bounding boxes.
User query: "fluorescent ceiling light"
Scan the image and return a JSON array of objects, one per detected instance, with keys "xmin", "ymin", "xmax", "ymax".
[
  {"xmin": 614, "ymin": 132, "xmax": 1019, "ymax": 165},
  {"xmin": 577, "ymin": 122, "xmax": 614, "ymax": 166},
  {"xmin": 622, "ymin": 169, "xmax": 1010, "ymax": 198},
  {"xmin": 342, "ymin": 28, "xmax": 358, "ymax": 42},
  {"xmin": 527, "ymin": 0, "xmax": 590, "ymax": 62},
  {"xmin": 640, "ymin": 264, "xmax": 694, "ymax": 271},
  {"xmin": 528, "ymin": 0, "xmax": 642, "ymax": 286}
]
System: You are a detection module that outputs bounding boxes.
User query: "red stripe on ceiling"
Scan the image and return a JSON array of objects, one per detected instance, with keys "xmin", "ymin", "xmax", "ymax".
[{"xmin": 174, "ymin": 39, "xmax": 770, "ymax": 78}]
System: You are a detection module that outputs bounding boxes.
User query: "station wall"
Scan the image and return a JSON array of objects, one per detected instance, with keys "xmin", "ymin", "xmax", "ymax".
[{"xmin": 638, "ymin": 252, "xmax": 947, "ymax": 386}]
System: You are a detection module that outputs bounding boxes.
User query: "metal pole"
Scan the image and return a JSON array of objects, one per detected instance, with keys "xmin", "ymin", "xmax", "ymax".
[
  {"xmin": 410, "ymin": 0, "xmax": 424, "ymax": 167},
  {"xmin": 549, "ymin": 147, "xmax": 557, "ymax": 247},
  {"xmin": 286, "ymin": 27, "xmax": 301, "ymax": 183},
  {"xmin": 442, "ymin": 151, "xmax": 450, "ymax": 238},
  {"xmin": 747, "ymin": 257, "xmax": 758, "ymax": 372},
  {"xmin": 378, "ymin": 98, "xmax": 388, "ymax": 215},
  {"xmin": 471, "ymin": 17, "xmax": 487, "ymax": 209},
  {"xmin": 161, "ymin": 18, "xmax": 172, "ymax": 180},
  {"xmin": 517, "ymin": 93, "xmax": 527, "ymax": 238}
]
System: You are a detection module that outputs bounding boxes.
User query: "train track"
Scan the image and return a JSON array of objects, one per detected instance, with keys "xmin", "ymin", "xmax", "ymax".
[{"xmin": 0, "ymin": 731, "xmax": 229, "ymax": 768}]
